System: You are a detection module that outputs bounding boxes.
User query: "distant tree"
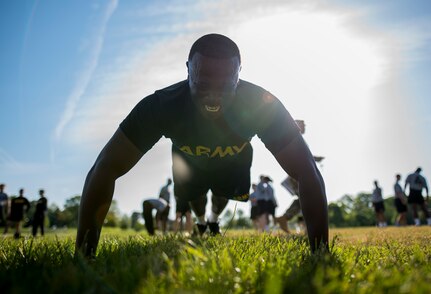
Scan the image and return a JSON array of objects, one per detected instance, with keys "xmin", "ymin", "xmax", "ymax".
[
  {"xmin": 221, "ymin": 208, "xmax": 252, "ymax": 229},
  {"xmin": 104, "ymin": 199, "xmax": 120, "ymax": 227},
  {"xmin": 62, "ymin": 195, "xmax": 81, "ymax": 227},
  {"xmin": 235, "ymin": 209, "xmax": 252, "ymax": 228},
  {"xmin": 47, "ymin": 203, "xmax": 61, "ymax": 228},
  {"xmin": 221, "ymin": 209, "xmax": 234, "ymax": 226},
  {"xmin": 328, "ymin": 202, "xmax": 346, "ymax": 227},
  {"xmin": 119, "ymin": 214, "xmax": 130, "ymax": 230}
]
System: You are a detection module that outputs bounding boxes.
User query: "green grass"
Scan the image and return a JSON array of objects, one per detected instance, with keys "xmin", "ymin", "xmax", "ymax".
[{"xmin": 1, "ymin": 227, "xmax": 431, "ymax": 293}]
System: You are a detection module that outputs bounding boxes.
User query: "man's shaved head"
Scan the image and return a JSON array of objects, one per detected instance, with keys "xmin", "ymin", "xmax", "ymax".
[{"xmin": 188, "ymin": 34, "xmax": 241, "ymax": 64}]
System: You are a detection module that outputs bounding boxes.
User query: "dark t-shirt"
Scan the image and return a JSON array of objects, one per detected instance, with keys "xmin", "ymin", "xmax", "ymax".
[
  {"xmin": 9, "ymin": 196, "xmax": 30, "ymax": 221},
  {"xmin": 120, "ymin": 79, "xmax": 300, "ymax": 171},
  {"xmin": 34, "ymin": 197, "xmax": 48, "ymax": 217}
]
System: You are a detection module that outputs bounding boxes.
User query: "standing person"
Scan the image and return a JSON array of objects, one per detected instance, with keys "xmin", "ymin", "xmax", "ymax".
[
  {"xmin": 0, "ymin": 184, "xmax": 8, "ymax": 227},
  {"xmin": 173, "ymin": 197, "xmax": 193, "ymax": 234},
  {"xmin": 142, "ymin": 198, "xmax": 170, "ymax": 235},
  {"xmin": 404, "ymin": 167, "xmax": 430, "ymax": 226},
  {"xmin": 256, "ymin": 175, "xmax": 270, "ymax": 232},
  {"xmin": 371, "ymin": 181, "xmax": 387, "ymax": 227},
  {"xmin": 32, "ymin": 189, "xmax": 48, "ymax": 236},
  {"xmin": 76, "ymin": 33, "xmax": 328, "ymax": 257},
  {"xmin": 159, "ymin": 178, "xmax": 172, "ymax": 205},
  {"xmin": 394, "ymin": 174, "xmax": 408, "ymax": 226},
  {"xmin": 249, "ymin": 184, "xmax": 259, "ymax": 230},
  {"xmin": 264, "ymin": 176, "xmax": 277, "ymax": 228},
  {"xmin": 6, "ymin": 188, "xmax": 30, "ymax": 239}
]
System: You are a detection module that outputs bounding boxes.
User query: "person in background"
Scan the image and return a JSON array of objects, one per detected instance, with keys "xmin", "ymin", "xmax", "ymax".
[
  {"xmin": 404, "ymin": 167, "xmax": 430, "ymax": 226},
  {"xmin": 173, "ymin": 197, "xmax": 193, "ymax": 235},
  {"xmin": 393, "ymin": 174, "xmax": 408, "ymax": 226},
  {"xmin": 32, "ymin": 189, "xmax": 48, "ymax": 236},
  {"xmin": 371, "ymin": 180, "xmax": 387, "ymax": 227},
  {"xmin": 6, "ymin": 188, "xmax": 30, "ymax": 239},
  {"xmin": 275, "ymin": 176, "xmax": 302, "ymax": 234},
  {"xmin": 142, "ymin": 198, "xmax": 170, "ymax": 235},
  {"xmin": 264, "ymin": 176, "xmax": 277, "ymax": 228},
  {"xmin": 248, "ymin": 183, "xmax": 259, "ymax": 230},
  {"xmin": 159, "ymin": 178, "xmax": 172, "ymax": 205},
  {"xmin": 0, "ymin": 184, "xmax": 8, "ymax": 227},
  {"xmin": 256, "ymin": 175, "xmax": 270, "ymax": 232}
]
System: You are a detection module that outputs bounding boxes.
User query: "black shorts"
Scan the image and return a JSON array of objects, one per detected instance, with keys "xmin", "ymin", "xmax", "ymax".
[
  {"xmin": 250, "ymin": 206, "xmax": 258, "ymax": 220},
  {"xmin": 173, "ymin": 154, "xmax": 251, "ymax": 202},
  {"xmin": 256, "ymin": 200, "xmax": 273, "ymax": 216},
  {"xmin": 175, "ymin": 198, "xmax": 191, "ymax": 215},
  {"xmin": 394, "ymin": 198, "xmax": 407, "ymax": 213},
  {"xmin": 408, "ymin": 189, "xmax": 425, "ymax": 204},
  {"xmin": 373, "ymin": 201, "xmax": 385, "ymax": 213}
]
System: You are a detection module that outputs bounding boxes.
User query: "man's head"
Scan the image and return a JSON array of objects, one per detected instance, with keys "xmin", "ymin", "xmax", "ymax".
[
  {"xmin": 0, "ymin": 184, "xmax": 4, "ymax": 192},
  {"xmin": 19, "ymin": 188, "xmax": 24, "ymax": 196},
  {"xmin": 263, "ymin": 176, "xmax": 272, "ymax": 183},
  {"xmin": 416, "ymin": 167, "xmax": 422, "ymax": 173},
  {"xmin": 374, "ymin": 180, "xmax": 379, "ymax": 187},
  {"xmin": 167, "ymin": 178, "xmax": 172, "ymax": 186},
  {"xmin": 187, "ymin": 34, "xmax": 241, "ymax": 119},
  {"xmin": 39, "ymin": 189, "xmax": 45, "ymax": 196},
  {"xmin": 396, "ymin": 174, "xmax": 401, "ymax": 181}
]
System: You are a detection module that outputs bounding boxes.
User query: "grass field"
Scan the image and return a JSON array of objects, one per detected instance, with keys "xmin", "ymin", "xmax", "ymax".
[{"xmin": 1, "ymin": 226, "xmax": 431, "ymax": 293}]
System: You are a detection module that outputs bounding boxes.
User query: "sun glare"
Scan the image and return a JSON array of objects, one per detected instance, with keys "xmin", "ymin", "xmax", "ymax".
[{"xmin": 227, "ymin": 8, "xmax": 390, "ymax": 206}]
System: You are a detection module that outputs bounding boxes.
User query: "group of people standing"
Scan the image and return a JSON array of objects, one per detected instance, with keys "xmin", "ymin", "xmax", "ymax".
[
  {"xmin": 371, "ymin": 167, "xmax": 430, "ymax": 227},
  {"xmin": 0, "ymin": 184, "xmax": 48, "ymax": 238}
]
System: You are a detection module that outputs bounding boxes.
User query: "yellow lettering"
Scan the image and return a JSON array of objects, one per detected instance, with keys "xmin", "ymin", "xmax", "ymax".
[
  {"xmin": 180, "ymin": 146, "xmax": 194, "ymax": 156},
  {"xmin": 211, "ymin": 146, "xmax": 235, "ymax": 158},
  {"xmin": 232, "ymin": 142, "xmax": 248, "ymax": 154},
  {"xmin": 196, "ymin": 146, "xmax": 211, "ymax": 157}
]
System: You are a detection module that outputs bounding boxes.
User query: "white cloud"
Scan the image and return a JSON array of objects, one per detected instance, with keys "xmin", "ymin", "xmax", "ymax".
[{"xmin": 53, "ymin": 0, "xmax": 118, "ymax": 142}]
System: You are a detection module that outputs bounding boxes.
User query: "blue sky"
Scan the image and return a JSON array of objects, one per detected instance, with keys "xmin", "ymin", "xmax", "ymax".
[{"xmin": 1, "ymin": 0, "xmax": 431, "ymax": 218}]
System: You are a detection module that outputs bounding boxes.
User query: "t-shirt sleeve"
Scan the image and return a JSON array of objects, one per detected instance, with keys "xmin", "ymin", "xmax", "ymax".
[
  {"xmin": 256, "ymin": 92, "xmax": 301, "ymax": 154},
  {"xmin": 119, "ymin": 94, "xmax": 163, "ymax": 153}
]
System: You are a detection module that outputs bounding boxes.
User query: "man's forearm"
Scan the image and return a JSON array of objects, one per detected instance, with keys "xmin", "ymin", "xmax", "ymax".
[
  {"xmin": 76, "ymin": 166, "xmax": 116, "ymax": 256},
  {"xmin": 299, "ymin": 170, "xmax": 328, "ymax": 252}
]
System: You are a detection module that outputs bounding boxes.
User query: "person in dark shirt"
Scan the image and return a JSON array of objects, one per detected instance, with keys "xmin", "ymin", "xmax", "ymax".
[
  {"xmin": 32, "ymin": 189, "xmax": 48, "ymax": 237},
  {"xmin": 0, "ymin": 184, "xmax": 8, "ymax": 227},
  {"xmin": 76, "ymin": 34, "xmax": 328, "ymax": 257},
  {"xmin": 7, "ymin": 188, "xmax": 30, "ymax": 239}
]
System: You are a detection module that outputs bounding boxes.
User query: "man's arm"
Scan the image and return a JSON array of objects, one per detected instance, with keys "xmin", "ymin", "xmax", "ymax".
[
  {"xmin": 272, "ymin": 135, "xmax": 328, "ymax": 252},
  {"xmin": 75, "ymin": 128, "xmax": 143, "ymax": 257}
]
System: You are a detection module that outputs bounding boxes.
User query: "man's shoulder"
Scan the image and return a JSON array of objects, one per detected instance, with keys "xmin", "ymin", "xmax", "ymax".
[
  {"xmin": 130, "ymin": 80, "xmax": 189, "ymax": 118},
  {"xmin": 154, "ymin": 80, "xmax": 189, "ymax": 99},
  {"xmin": 236, "ymin": 80, "xmax": 266, "ymax": 98}
]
